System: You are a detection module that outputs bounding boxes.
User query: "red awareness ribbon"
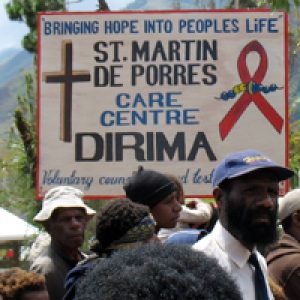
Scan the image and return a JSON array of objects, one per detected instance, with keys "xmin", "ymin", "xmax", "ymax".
[{"xmin": 219, "ymin": 40, "xmax": 284, "ymax": 140}]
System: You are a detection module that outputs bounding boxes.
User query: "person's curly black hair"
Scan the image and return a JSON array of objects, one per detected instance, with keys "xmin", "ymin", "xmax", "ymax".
[
  {"xmin": 0, "ymin": 268, "xmax": 47, "ymax": 300},
  {"xmin": 91, "ymin": 198, "xmax": 150, "ymax": 253},
  {"xmin": 74, "ymin": 244, "xmax": 242, "ymax": 300}
]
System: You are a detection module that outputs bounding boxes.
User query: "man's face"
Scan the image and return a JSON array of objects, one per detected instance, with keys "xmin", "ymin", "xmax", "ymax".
[
  {"xmin": 218, "ymin": 171, "xmax": 279, "ymax": 247},
  {"xmin": 45, "ymin": 208, "xmax": 88, "ymax": 251},
  {"xmin": 151, "ymin": 191, "xmax": 182, "ymax": 230}
]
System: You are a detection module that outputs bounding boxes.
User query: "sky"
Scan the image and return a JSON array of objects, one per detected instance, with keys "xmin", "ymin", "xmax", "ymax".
[{"xmin": 0, "ymin": 0, "xmax": 133, "ymax": 53}]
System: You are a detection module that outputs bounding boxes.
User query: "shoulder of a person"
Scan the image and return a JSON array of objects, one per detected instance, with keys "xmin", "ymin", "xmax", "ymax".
[
  {"xmin": 286, "ymin": 265, "xmax": 300, "ymax": 281},
  {"xmin": 192, "ymin": 233, "xmax": 214, "ymax": 250},
  {"xmin": 78, "ymin": 253, "xmax": 99, "ymax": 266},
  {"xmin": 30, "ymin": 255, "xmax": 55, "ymax": 274}
]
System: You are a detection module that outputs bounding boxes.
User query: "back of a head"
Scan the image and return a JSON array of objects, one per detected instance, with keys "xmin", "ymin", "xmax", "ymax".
[
  {"xmin": 92, "ymin": 198, "xmax": 155, "ymax": 254},
  {"xmin": 74, "ymin": 244, "xmax": 242, "ymax": 300},
  {"xmin": 0, "ymin": 268, "xmax": 47, "ymax": 300},
  {"xmin": 278, "ymin": 188, "xmax": 300, "ymax": 223},
  {"xmin": 277, "ymin": 189, "xmax": 300, "ymax": 235}
]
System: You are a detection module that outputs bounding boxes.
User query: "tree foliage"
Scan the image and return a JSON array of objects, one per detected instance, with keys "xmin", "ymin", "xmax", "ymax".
[
  {"xmin": 6, "ymin": 0, "xmax": 66, "ymax": 53},
  {"xmin": 228, "ymin": 0, "xmax": 257, "ymax": 8},
  {"xmin": 13, "ymin": 73, "xmax": 36, "ymax": 184},
  {"xmin": 228, "ymin": 0, "xmax": 300, "ymax": 11},
  {"xmin": 289, "ymin": 100, "xmax": 300, "ymax": 186},
  {"xmin": 0, "ymin": 72, "xmax": 40, "ymax": 222},
  {"xmin": 257, "ymin": 0, "xmax": 300, "ymax": 11}
]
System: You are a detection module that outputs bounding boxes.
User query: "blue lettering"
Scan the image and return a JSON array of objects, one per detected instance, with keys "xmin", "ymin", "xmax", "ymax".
[
  {"xmin": 183, "ymin": 109, "xmax": 199, "ymax": 124},
  {"xmin": 44, "ymin": 21, "xmax": 51, "ymax": 35},
  {"xmin": 100, "ymin": 111, "xmax": 114, "ymax": 126},
  {"xmin": 105, "ymin": 20, "xmax": 138, "ymax": 34},
  {"xmin": 116, "ymin": 93, "xmax": 130, "ymax": 108},
  {"xmin": 116, "ymin": 111, "xmax": 130, "ymax": 126}
]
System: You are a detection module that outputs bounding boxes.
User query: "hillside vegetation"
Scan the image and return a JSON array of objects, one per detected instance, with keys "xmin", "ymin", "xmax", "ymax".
[{"xmin": 0, "ymin": 49, "xmax": 34, "ymax": 138}]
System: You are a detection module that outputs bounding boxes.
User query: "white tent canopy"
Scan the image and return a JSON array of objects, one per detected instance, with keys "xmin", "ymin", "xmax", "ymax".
[{"xmin": 0, "ymin": 207, "xmax": 39, "ymax": 242}]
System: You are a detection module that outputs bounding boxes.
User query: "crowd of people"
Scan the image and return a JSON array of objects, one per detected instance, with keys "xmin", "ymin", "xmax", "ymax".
[{"xmin": 1, "ymin": 149, "xmax": 300, "ymax": 300}]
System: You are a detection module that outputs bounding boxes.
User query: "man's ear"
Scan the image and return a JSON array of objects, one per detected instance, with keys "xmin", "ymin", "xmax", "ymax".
[
  {"xmin": 292, "ymin": 212, "xmax": 300, "ymax": 227},
  {"xmin": 42, "ymin": 220, "xmax": 51, "ymax": 234},
  {"xmin": 213, "ymin": 187, "xmax": 224, "ymax": 210}
]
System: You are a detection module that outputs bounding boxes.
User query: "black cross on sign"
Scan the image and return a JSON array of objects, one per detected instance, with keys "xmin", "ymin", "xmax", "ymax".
[{"xmin": 43, "ymin": 40, "xmax": 91, "ymax": 142}]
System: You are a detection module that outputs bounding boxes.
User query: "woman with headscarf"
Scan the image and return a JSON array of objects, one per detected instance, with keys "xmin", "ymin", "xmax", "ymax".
[{"xmin": 63, "ymin": 198, "xmax": 158, "ymax": 300}]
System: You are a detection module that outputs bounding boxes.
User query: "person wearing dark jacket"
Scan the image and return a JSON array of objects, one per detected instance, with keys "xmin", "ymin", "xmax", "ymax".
[
  {"xmin": 266, "ymin": 188, "xmax": 300, "ymax": 300},
  {"xmin": 73, "ymin": 244, "xmax": 243, "ymax": 300},
  {"xmin": 30, "ymin": 186, "xmax": 96, "ymax": 300}
]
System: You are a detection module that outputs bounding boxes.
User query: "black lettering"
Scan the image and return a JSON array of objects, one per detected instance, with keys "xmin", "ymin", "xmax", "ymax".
[
  {"xmin": 174, "ymin": 64, "xmax": 187, "ymax": 85},
  {"xmin": 105, "ymin": 133, "xmax": 113, "ymax": 161},
  {"xmin": 203, "ymin": 64, "xmax": 217, "ymax": 85},
  {"xmin": 94, "ymin": 65, "xmax": 123, "ymax": 87},
  {"xmin": 110, "ymin": 41, "xmax": 123, "ymax": 62},
  {"xmin": 146, "ymin": 132, "xmax": 154, "ymax": 161},
  {"xmin": 168, "ymin": 40, "xmax": 180, "ymax": 61},
  {"xmin": 94, "ymin": 41, "xmax": 108, "ymax": 62},
  {"xmin": 75, "ymin": 133, "xmax": 103, "ymax": 161},
  {"xmin": 131, "ymin": 64, "xmax": 144, "ymax": 86},
  {"xmin": 187, "ymin": 64, "xmax": 201, "ymax": 85},
  {"xmin": 181, "ymin": 40, "xmax": 195, "ymax": 60},
  {"xmin": 115, "ymin": 132, "xmax": 145, "ymax": 161},
  {"xmin": 156, "ymin": 132, "xmax": 185, "ymax": 161},
  {"xmin": 146, "ymin": 64, "xmax": 159, "ymax": 86},
  {"xmin": 74, "ymin": 131, "xmax": 215, "ymax": 162},
  {"xmin": 202, "ymin": 39, "xmax": 218, "ymax": 60},
  {"xmin": 188, "ymin": 132, "xmax": 216, "ymax": 161},
  {"xmin": 152, "ymin": 41, "xmax": 167, "ymax": 61},
  {"xmin": 132, "ymin": 40, "xmax": 149, "ymax": 62},
  {"xmin": 94, "ymin": 66, "xmax": 109, "ymax": 86}
]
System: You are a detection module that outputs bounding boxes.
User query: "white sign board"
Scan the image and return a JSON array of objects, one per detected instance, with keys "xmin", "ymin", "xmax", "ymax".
[{"xmin": 37, "ymin": 9, "xmax": 289, "ymax": 199}]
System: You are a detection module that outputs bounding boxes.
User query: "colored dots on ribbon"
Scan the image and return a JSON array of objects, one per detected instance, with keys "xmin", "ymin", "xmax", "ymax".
[{"xmin": 215, "ymin": 82, "xmax": 282, "ymax": 101}]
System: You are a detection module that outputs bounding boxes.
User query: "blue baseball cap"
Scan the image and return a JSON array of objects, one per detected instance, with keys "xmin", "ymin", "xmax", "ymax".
[{"xmin": 212, "ymin": 149, "xmax": 294, "ymax": 187}]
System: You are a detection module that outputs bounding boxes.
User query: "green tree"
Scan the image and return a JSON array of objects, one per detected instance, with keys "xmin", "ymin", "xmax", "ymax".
[
  {"xmin": 0, "ymin": 72, "xmax": 39, "ymax": 222},
  {"xmin": 258, "ymin": 0, "xmax": 300, "ymax": 11},
  {"xmin": 13, "ymin": 73, "xmax": 36, "ymax": 185},
  {"xmin": 228, "ymin": 0, "xmax": 257, "ymax": 8},
  {"xmin": 229, "ymin": 0, "xmax": 300, "ymax": 11},
  {"xmin": 289, "ymin": 101, "xmax": 300, "ymax": 187},
  {"xmin": 5, "ymin": 0, "xmax": 66, "ymax": 53}
]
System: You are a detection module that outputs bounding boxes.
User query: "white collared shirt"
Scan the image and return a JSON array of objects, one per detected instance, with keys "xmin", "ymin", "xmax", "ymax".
[{"xmin": 192, "ymin": 221, "xmax": 274, "ymax": 300}]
